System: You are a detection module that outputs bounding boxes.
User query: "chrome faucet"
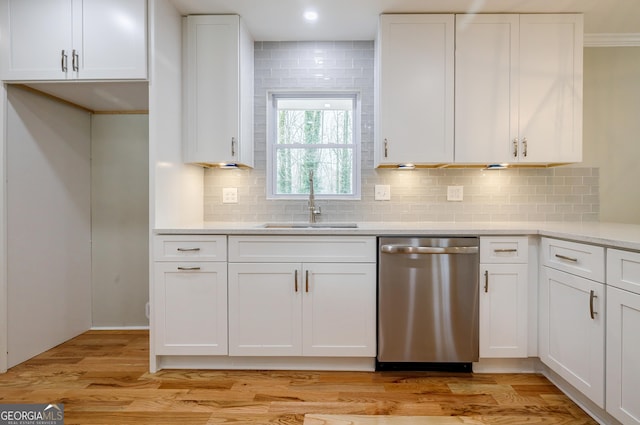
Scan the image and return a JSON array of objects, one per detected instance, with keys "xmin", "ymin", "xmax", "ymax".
[{"xmin": 308, "ymin": 170, "xmax": 321, "ymax": 223}]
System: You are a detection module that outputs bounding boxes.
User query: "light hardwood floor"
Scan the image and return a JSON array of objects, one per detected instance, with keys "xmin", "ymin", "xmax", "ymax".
[{"xmin": 0, "ymin": 331, "xmax": 597, "ymax": 424}]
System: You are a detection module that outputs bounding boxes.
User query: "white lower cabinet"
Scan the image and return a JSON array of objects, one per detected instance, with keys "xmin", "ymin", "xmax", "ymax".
[
  {"xmin": 479, "ymin": 237, "xmax": 528, "ymax": 358},
  {"xmin": 154, "ymin": 262, "xmax": 228, "ymax": 355},
  {"xmin": 480, "ymin": 264, "xmax": 528, "ymax": 358},
  {"xmin": 302, "ymin": 263, "xmax": 376, "ymax": 357},
  {"xmin": 607, "ymin": 249, "xmax": 640, "ymax": 425},
  {"xmin": 606, "ymin": 286, "xmax": 640, "ymax": 425},
  {"xmin": 539, "ymin": 265, "xmax": 605, "ymax": 408},
  {"xmin": 153, "ymin": 235, "xmax": 228, "ymax": 356},
  {"xmin": 228, "ymin": 263, "xmax": 301, "ymax": 356},
  {"xmin": 228, "ymin": 261, "xmax": 376, "ymax": 357},
  {"xmin": 228, "ymin": 236, "xmax": 377, "ymax": 358}
]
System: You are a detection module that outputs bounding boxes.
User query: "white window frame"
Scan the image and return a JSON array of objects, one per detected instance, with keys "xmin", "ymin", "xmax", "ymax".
[{"xmin": 266, "ymin": 91, "xmax": 361, "ymax": 200}]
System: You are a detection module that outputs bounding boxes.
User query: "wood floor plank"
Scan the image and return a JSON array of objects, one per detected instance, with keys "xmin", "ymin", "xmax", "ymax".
[
  {"xmin": 304, "ymin": 414, "xmax": 475, "ymax": 425},
  {"xmin": 0, "ymin": 331, "xmax": 598, "ymax": 425}
]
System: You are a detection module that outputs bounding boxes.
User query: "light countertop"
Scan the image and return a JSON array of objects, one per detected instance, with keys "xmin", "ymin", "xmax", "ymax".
[{"xmin": 154, "ymin": 221, "xmax": 640, "ymax": 251}]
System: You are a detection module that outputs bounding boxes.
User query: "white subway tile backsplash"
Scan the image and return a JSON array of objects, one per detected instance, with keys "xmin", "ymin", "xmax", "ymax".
[{"xmin": 202, "ymin": 41, "xmax": 599, "ymax": 223}]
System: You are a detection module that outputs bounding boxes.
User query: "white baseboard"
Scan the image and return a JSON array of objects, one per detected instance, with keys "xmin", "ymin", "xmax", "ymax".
[
  {"xmin": 539, "ymin": 362, "xmax": 622, "ymax": 425},
  {"xmin": 473, "ymin": 357, "xmax": 537, "ymax": 373},
  {"xmin": 155, "ymin": 355, "xmax": 375, "ymax": 372},
  {"xmin": 90, "ymin": 326, "xmax": 149, "ymax": 331}
]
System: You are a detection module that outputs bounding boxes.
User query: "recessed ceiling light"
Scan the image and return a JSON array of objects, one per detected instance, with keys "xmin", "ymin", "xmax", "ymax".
[{"xmin": 303, "ymin": 10, "xmax": 318, "ymax": 22}]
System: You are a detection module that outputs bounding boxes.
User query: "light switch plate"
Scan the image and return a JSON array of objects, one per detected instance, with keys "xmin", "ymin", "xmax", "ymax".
[
  {"xmin": 222, "ymin": 187, "xmax": 238, "ymax": 204},
  {"xmin": 375, "ymin": 185, "xmax": 391, "ymax": 201},
  {"xmin": 447, "ymin": 186, "xmax": 463, "ymax": 201}
]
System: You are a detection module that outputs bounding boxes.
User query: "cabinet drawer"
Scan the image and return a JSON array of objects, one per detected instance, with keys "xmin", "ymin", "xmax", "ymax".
[
  {"xmin": 480, "ymin": 237, "xmax": 528, "ymax": 263},
  {"xmin": 607, "ymin": 249, "xmax": 640, "ymax": 295},
  {"xmin": 154, "ymin": 235, "xmax": 227, "ymax": 262},
  {"xmin": 229, "ymin": 236, "xmax": 376, "ymax": 263},
  {"xmin": 541, "ymin": 238, "xmax": 604, "ymax": 282}
]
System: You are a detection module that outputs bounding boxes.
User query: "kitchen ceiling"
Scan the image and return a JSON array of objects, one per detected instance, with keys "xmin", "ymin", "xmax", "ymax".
[{"xmin": 170, "ymin": 0, "xmax": 640, "ymax": 40}]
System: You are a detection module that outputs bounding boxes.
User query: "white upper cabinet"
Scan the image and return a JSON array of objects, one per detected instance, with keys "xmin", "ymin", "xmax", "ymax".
[
  {"xmin": 518, "ymin": 15, "xmax": 583, "ymax": 164},
  {"xmin": 455, "ymin": 14, "xmax": 583, "ymax": 165},
  {"xmin": 183, "ymin": 15, "xmax": 254, "ymax": 168},
  {"xmin": 455, "ymin": 15, "xmax": 518, "ymax": 164},
  {"xmin": 375, "ymin": 14, "xmax": 454, "ymax": 167},
  {"xmin": 0, "ymin": 0, "xmax": 147, "ymax": 81}
]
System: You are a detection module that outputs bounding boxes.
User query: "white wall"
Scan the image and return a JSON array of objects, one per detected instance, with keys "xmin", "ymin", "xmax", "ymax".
[
  {"xmin": 150, "ymin": 0, "xmax": 203, "ymax": 229},
  {"xmin": 91, "ymin": 114, "xmax": 149, "ymax": 327},
  {"xmin": 0, "ymin": 83, "xmax": 6, "ymax": 372},
  {"xmin": 148, "ymin": 0, "xmax": 205, "ymax": 370},
  {"xmin": 582, "ymin": 47, "xmax": 640, "ymax": 224},
  {"xmin": 6, "ymin": 86, "xmax": 91, "ymax": 367}
]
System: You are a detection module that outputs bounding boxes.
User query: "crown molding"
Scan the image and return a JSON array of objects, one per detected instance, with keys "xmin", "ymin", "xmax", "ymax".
[{"xmin": 584, "ymin": 33, "xmax": 640, "ymax": 47}]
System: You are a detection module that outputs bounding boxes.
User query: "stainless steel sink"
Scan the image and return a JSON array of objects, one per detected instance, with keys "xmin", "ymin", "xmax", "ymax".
[{"xmin": 262, "ymin": 223, "xmax": 358, "ymax": 229}]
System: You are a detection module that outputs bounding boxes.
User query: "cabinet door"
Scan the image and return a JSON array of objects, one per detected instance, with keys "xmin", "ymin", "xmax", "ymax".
[
  {"xmin": 302, "ymin": 263, "xmax": 376, "ymax": 357},
  {"xmin": 376, "ymin": 14, "xmax": 454, "ymax": 166},
  {"xmin": 0, "ymin": 0, "xmax": 73, "ymax": 80},
  {"xmin": 154, "ymin": 262, "xmax": 228, "ymax": 355},
  {"xmin": 228, "ymin": 263, "xmax": 302, "ymax": 356},
  {"xmin": 479, "ymin": 264, "xmax": 527, "ymax": 358},
  {"xmin": 606, "ymin": 286, "xmax": 640, "ymax": 425},
  {"xmin": 455, "ymin": 15, "xmax": 518, "ymax": 164},
  {"xmin": 539, "ymin": 266, "xmax": 605, "ymax": 407},
  {"xmin": 519, "ymin": 15, "xmax": 583, "ymax": 163},
  {"xmin": 75, "ymin": 0, "xmax": 147, "ymax": 79},
  {"xmin": 184, "ymin": 15, "xmax": 254, "ymax": 167}
]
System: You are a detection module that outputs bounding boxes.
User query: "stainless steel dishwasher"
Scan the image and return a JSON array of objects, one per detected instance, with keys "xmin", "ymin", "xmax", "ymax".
[{"xmin": 377, "ymin": 237, "xmax": 479, "ymax": 371}]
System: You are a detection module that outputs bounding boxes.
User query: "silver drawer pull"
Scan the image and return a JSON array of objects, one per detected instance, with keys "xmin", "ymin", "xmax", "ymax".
[
  {"xmin": 555, "ymin": 253, "xmax": 578, "ymax": 262},
  {"xmin": 177, "ymin": 266, "xmax": 201, "ymax": 271},
  {"xmin": 72, "ymin": 49, "xmax": 79, "ymax": 72},
  {"xmin": 494, "ymin": 249, "xmax": 517, "ymax": 253},
  {"xmin": 177, "ymin": 247, "xmax": 201, "ymax": 252},
  {"xmin": 381, "ymin": 245, "xmax": 478, "ymax": 255},
  {"xmin": 61, "ymin": 50, "xmax": 68, "ymax": 72},
  {"xmin": 589, "ymin": 290, "xmax": 598, "ymax": 319}
]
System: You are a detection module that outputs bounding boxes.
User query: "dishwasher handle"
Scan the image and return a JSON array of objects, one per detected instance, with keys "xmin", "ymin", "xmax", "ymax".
[{"xmin": 380, "ymin": 244, "xmax": 479, "ymax": 255}]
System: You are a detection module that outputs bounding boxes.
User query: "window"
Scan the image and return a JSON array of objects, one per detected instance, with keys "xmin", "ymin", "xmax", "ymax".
[{"xmin": 267, "ymin": 92, "xmax": 360, "ymax": 199}]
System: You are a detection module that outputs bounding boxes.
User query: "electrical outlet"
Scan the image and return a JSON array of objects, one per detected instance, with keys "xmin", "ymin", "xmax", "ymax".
[
  {"xmin": 447, "ymin": 186, "xmax": 463, "ymax": 201},
  {"xmin": 222, "ymin": 187, "xmax": 238, "ymax": 204},
  {"xmin": 375, "ymin": 185, "xmax": 391, "ymax": 201}
]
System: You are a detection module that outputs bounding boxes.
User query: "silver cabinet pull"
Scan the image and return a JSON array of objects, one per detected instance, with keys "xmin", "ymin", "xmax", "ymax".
[
  {"xmin": 72, "ymin": 49, "xmax": 79, "ymax": 72},
  {"xmin": 555, "ymin": 253, "xmax": 578, "ymax": 263},
  {"xmin": 177, "ymin": 247, "xmax": 201, "ymax": 252},
  {"xmin": 294, "ymin": 270, "xmax": 298, "ymax": 292},
  {"xmin": 61, "ymin": 50, "xmax": 68, "ymax": 72},
  {"xmin": 231, "ymin": 137, "xmax": 236, "ymax": 156},
  {"xmin": 494, "ymin": 248, "xmax": 518, "ymax": 253},
  {"xmin": 484, "ymin": 270, "xmax": 489, "ymax": 293},
  {"xmin": 177, "ymin": 266, "xmax": 201, "ymax": 271},
  {"xmin": 513, "ymin": 138, "xmax": 518, "ymax": 157},
  {"xmin": 522, "ymin": 137, "xmax": 528, "ymax": 157},
  {"xmin": 384, "ymin": 138, "xmax": 389, "ymax": 158},
  {"xmin": 589, "ymin": 290, "xmax": 597, "ymax": 319},
  {"xmin": 381, "ymin": 245, "xmax": 478, "ymax": 255},
  {"xmin": 305, "ymin": 270, "xmax": 309, "ymax": 293}
]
